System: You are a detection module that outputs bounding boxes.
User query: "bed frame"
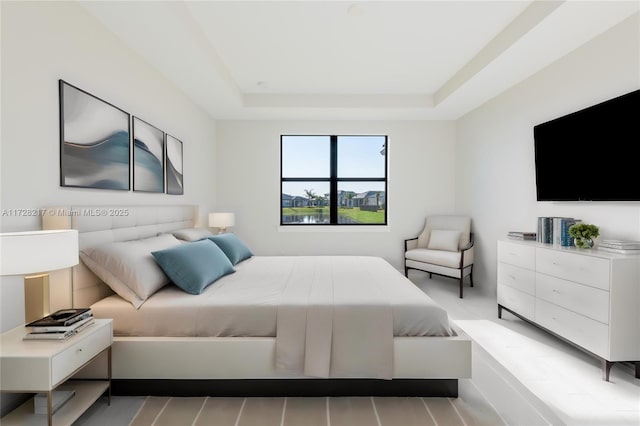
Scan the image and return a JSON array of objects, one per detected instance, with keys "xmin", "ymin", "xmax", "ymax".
[{"xmin": 43, "ymin": 205, "xmax": 471, "ymax": 397}]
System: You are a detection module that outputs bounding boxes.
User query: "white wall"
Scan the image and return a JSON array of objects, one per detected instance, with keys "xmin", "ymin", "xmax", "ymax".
[
  {"xmin": 0, "ymin": 1, "xmax": 217, "ymax": 233},
  {"xmin": 216, "ymin": 120, "xmax": 457, "ymax": 270},
  {"xmin": 455, "ymin": 13, "xmax": 640, "ymax": 295},
  {"xmin": 0, "ymin": 2, "xmax": 218, "ymax": 332}
]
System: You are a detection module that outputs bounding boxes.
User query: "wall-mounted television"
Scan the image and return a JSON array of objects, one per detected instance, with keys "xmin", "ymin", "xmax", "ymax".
[{"xmin": 534, "ymin": 89, "xmax": 640, "ymax": 201}]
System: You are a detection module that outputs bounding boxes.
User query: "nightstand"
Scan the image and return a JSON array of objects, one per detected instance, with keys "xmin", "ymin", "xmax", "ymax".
[{"xmin": 0, "ymin": 318, "xmax": 112, "ymax": 425}]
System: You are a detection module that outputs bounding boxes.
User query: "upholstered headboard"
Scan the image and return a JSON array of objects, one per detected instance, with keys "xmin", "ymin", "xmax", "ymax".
[{"xmin": 42, "ymin": 205, "xmax": 198, "ymax": 308}]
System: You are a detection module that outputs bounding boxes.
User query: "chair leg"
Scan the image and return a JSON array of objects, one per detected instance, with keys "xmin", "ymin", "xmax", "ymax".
[{"xmin": 459, "ymin": 276, "xmax": 463, "ymax": 298}]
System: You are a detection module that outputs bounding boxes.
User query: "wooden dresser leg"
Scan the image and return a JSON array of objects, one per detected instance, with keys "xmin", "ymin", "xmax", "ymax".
[
  {"xmin": 498, "ymin": 305, "xmax": 503, "ymax": 319},
  {"xmin": 635, "ymin": 362, "xmax": 639, "ymax": 379},
  {"xmin": 602, "ymin": 360, "xmax": 614, "ymax": 382}
]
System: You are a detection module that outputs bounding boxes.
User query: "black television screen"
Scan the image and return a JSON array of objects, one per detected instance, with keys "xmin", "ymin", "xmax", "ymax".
[{"xmin": 534, "ymin": 89, "xmax": 640, "ymax": 201}]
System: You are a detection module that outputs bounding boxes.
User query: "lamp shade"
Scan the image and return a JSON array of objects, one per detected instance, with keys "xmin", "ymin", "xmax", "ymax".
[
  {"xmin": 0, "ymin": 230, "xmax": 79, "ymax": 276},
  {"xmin": 209, "ymin": 213, "xmax": 235, "ymax": 228}
]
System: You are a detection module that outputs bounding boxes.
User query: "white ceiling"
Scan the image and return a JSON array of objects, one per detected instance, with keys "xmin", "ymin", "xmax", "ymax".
[{"xmin": 80, "ymin": 1, "xmax": 639, "ymax": 121}]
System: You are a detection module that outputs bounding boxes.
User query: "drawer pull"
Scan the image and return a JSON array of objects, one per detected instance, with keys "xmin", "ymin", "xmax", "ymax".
[{"xmin": 77, "ymin": 348, "xmax": 83, "ymax": 353}]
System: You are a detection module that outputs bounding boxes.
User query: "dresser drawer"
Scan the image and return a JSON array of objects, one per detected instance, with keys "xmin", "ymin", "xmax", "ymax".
[
  {"xmin": 51, "ymin": 323, "xmax": 111, "ymax": 386},
  {"xmin": 535, "ymin": 299, "xmax": 609, "ymax": 358},
  {"xmin": 498, "ymin": 262, "xmax": 535, "ymax": 295},
  {"xmin": 498, "ymin": 241, "xmax": 535, "ymax": 270},
  {"xmin": 536, "ymin": 273, "xmax": 610, "ymax": 324},
  {"xmin": 536, "ymin": 248, "xmax": 610, "ymax": 290},
  {"xmin": 498, "ymin": 284, "xmax": 535, "ymax": 320}
]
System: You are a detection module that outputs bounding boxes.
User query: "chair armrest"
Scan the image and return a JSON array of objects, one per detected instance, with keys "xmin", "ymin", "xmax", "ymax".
[
  {"xmin": 405, "ymin": 237, "xmax": 418, "ymax": 251},
  {"xmin": 460, "ymin": 232, "xmax": 474, "ymax": 252}
]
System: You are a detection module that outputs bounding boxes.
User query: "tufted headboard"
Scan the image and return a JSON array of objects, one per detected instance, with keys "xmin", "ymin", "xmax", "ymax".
[{"xmin": 42, "ymin": 205, "xmax": 198, "ymax": 308}]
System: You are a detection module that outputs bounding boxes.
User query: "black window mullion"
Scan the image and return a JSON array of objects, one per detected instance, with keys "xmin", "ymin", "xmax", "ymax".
[{"xmin": 330, "ymin": 136, "xmax": 338, "ymax": 224}]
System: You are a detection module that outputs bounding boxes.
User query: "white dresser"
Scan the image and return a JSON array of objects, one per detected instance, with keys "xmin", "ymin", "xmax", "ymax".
[{"xmin": 497, "ymin": 240, "xmax": 640, "ymax": 381}]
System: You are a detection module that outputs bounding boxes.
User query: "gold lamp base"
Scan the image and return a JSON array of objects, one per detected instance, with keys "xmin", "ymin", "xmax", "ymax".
[{"xmin": 24, "ymin": 274, "xmax": 50, "ymax": 323}]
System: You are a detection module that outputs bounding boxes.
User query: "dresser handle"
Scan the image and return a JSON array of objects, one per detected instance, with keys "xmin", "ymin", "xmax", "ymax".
[{"xmin": 77, "ymin": 348, "xmax": 83, "ymax": 353}]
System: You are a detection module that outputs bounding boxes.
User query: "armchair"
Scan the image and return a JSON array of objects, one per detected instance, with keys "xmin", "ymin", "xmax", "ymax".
[{"xmin": 404, "ymin": 215, "xmax": 474, "ymax": 298}]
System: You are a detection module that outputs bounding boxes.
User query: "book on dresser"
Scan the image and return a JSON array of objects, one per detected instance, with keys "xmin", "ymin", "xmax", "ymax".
[
  {"xmin": 598, "ymin": 239, "xmax": 640, "ymax": 254},
  {"xmin": 508, "ymin": 231, "xmax": 537, "ymax": 240},
  {"xmin": 537, "ymin": 217, "xmax": 579, "ymax": 246}
]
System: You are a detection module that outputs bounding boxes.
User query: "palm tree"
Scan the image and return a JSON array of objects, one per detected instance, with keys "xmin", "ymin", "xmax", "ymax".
[{"xmin": 304, "ymin": 189, "xmax": 316, "ymax": 207}]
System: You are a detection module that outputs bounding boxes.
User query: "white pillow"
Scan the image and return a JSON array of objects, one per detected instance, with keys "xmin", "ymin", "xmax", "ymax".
[
  {"xmin": 170, "ymin": 227, "xmax": 214, "ymax": 242},
  {"xmin": 427, "ymin": 229, "xmax": 461, "ymax": 252},
  {"xmin": 80, "ymin": 234, "xmax": 182, "ymax": 308}
]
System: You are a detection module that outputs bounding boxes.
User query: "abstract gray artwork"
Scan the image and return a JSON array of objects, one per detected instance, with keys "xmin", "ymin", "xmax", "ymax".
[
  {"xmin": 133, "ymin": 117, "xmax": 164, "ymax": 193},
  {"xmin": 165, "ymin": 134, "xmax": 183, "ymax": 195},
  {"xmin": 59, "ymin": 80, "xmax": 130, "ymax": 190}
]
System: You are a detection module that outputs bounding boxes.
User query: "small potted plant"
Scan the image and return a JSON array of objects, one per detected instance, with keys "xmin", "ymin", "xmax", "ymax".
[{"xmin": 568, "ymin": 223, "xmax": 600, "ymax": 249}]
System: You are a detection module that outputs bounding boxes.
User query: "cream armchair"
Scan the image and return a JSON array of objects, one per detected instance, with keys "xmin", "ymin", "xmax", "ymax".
[{"xmin": 404, "ymin": 215, "xmax": 474, "ymax": 298}]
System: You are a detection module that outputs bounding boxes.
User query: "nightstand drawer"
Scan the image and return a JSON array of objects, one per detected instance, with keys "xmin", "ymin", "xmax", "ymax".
[
  {"xmin": 536, "ymin": 248, "xmax": 610, "ymax": 290},
  {"xmin": 498, "ymin": 241, "xmax": 535, "ymax": 270},
  {"xmin": 51, "ymin": 323, "xmax": 111, "ymax": 386}
]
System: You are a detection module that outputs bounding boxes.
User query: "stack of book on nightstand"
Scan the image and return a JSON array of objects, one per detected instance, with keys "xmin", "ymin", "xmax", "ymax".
[
  {"xmin": 24, "ymin": 308, "xmax": 94, "ymax": 341},
  {"xmin": 598, "ymin": 240, "xmax": 640, "ymax": 255}
]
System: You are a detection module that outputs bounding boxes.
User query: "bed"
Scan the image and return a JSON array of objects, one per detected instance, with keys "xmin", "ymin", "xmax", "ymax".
[{"xmin": 43, "ymin": 205, "xmax": 471, "ymax": 397}]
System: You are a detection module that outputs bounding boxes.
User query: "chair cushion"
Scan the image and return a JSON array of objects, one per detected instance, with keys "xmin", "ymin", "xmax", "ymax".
[
  {"xmin": 405, "ymin": 248, "xmax": 462, "ymax": 269},
  {"xmin": 427, "ymin": 230, "xmax": 461, "ymax": 252}
]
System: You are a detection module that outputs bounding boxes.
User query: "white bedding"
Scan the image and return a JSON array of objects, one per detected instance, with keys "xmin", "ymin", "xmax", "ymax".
[{"xmin": 91, "ymin": 255, "xmax": 456, "ymax": 378}]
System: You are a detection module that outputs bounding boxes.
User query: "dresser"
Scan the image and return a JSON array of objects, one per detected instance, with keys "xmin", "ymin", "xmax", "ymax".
[{"xmin": 497, "ymin": 240, "xmax": 639, "ymax": 381}]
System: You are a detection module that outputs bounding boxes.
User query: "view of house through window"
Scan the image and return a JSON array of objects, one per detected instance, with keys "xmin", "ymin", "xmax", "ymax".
[{"xmin": 281, "ymin": 135, "xmax": 387, "ymax": 225}]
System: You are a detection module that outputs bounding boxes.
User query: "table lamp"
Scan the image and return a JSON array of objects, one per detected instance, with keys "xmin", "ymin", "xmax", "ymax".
[
  {"xmin": 0, "ymin": 230, "xmax": 79, "ymax": 324},
  {"xmin": 209, "ymin": 212, "xmax": 235, "ymax": 234}
]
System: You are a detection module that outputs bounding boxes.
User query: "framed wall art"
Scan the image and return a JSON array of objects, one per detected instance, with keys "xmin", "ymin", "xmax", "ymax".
[
  {"xmin": 165, "ymin": 134, "xmax": 183, "ymax": 195},
  {"xmin": 133, "ymin": 117, "xmax": 165, "ymax": 193},
  {"xmin": 59, "ymin": 80, "xmax": 130, "ymax": 190}
]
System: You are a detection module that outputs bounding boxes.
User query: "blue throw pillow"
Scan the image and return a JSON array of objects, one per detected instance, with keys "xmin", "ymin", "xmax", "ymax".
[
  {"xmin": 207, "ymin": 233, "xmax": 253, "ymax": 265},
  {"xmin": 151, "ymin": 239, "xmax": 234, "ymax": 295}
]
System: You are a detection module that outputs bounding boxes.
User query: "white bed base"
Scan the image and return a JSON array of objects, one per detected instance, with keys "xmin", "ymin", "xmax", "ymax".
[{"xmin": 43, "ymin": 205, "xmax": 472, "ymax": 393}]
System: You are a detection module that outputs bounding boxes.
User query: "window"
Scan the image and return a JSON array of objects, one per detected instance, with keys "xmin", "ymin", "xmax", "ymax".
[{"xmin": 281, "ymin": 135, "xmax": 387, "ymax": 225}]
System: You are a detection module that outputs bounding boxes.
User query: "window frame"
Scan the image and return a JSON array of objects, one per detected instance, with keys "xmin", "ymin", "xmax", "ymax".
[{"xmin": 280, "ymin": 134, "xmax": 388, "ymax": 226}]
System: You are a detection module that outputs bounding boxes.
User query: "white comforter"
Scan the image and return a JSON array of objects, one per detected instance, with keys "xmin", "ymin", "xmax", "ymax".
[{"xmin": 91, "ymin": 256, "xmax": 455, "ymax": 379}]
